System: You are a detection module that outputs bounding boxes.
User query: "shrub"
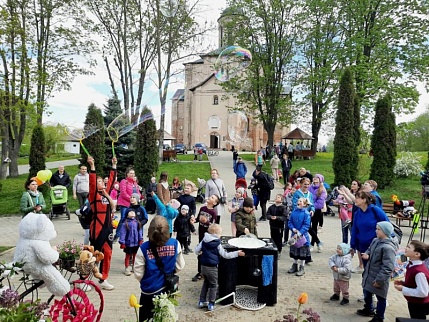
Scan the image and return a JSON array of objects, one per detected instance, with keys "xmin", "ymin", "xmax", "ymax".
[{"xmin": 394, "ymin": 152, "xmax": 422, "ymax": 178}]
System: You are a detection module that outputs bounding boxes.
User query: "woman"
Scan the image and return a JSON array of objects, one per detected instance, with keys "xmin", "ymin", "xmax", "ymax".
[
  {"xmin": 350, "ymin": 190, "xmax": 390, "ymax": 268},
  {"xmin": 156, "ymin": 172, "xmax": 170, "ymax": 216},
  {"xmin": 134, "ymin": 215, "xmax": 185, "ymax": 322},
  {"xmin": 20, "ymin": 178, "xmax": 47, "ymax": 217},
  {"xmin": 145, "ymin": 177, "xmax": 157, "ymax": 214},
  {"xmin": 308, "ymin": 174, "xmax": 327, "ymax": 251},
  {"xmin": 254, "ymin": 150, "xmax": 264, "ymax": 167},
  {"xmin": 336, "ymin": 180, "xmax": 361, "ymax": 245},
  {"xmin": 205, "ymin": 169, "xmax": 227, "ymax": 224},
  {"xmin": 170, "ymin": 176, "xmax": 182, "ymax": 199},
  {"xmin": 115, "ymin": 167, "xmax": 141, "ymax": 242}
]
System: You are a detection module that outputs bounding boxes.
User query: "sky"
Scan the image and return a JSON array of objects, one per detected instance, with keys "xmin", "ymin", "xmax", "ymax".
[{"xmin": 44, "ymin": 0, "xmax": 428, "ymax": 144}]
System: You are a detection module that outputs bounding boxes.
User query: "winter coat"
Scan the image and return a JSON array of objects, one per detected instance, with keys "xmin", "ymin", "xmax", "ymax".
[
  {"xmin": 235, "ymin": 208, "xmax": 258, "ymax": 237},
  {"xmin": 329, "ymin": 253, "xmax": 352, "ymax": 281},
  {"xmin": 362, "ymin": 237, "xmax": 396, "ymax": 298},
  {"xmin": 118, "ymin": 177, "xmax": 141, "ymax": 208},
  {"xmin": 266, "ymin": 203, "xmax": 287, "ymax": 229},
  {"xmin": 119, "ymin": 218, "xmax": 143, "ymax": 247},
  {"xmin": 288, "ymin": 208, "xmax": 311, "ymax": 246},
  {"xmin": 173, "ymin": 213, "xmax": 196, "ymax": 238},
  {"xmin": 252, "ymin": 170, "xmax": 271, "ymax": 201},
  {"xmin": 20, "ymin": 190, "xmax": 47, "ymax": 216},
  {"xmin": 195, "ymin": 233, "xmax": 240, "ymax": 265},
  {"xmin": 177, "ymin": 194, "xmax": 197, "ymax": 217},
  {"xmin": 50, "ymin": 170, "xmax": 71, "ymax": 188},
  {"xmin": 281, "ymin": 158, "xmax": 292, "ymax": 172},
  {"xmin": 152, "ymin": 194, "xmax": 178, "ymax": 233},
  {"xmin": 156, "ymin": 181, "xmax": 171, "ymax": 205},
  {"xmin": 126, "ymin": 204, "xmax": 148, "ymax": 227},
  {"xmin": 309, "ymin": 184, "xmax": 327, "ymax": 210},
  {"xmin": 234, "ymin": 161, "xmax": 247, "ymax": 179}
]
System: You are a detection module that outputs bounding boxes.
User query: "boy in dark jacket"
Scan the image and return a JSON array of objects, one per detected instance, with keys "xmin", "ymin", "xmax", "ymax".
[
  {"xmin": 267, "ymin": 194, "xmax": 287, "ymax": 257},
  {"xmin": 195, "ymin": 224, "xmax": 245, "ymax": 311},
  {"xmin": 126, "ymin": 193, "xmax": 148, "ymax": 228},
  {"xmin": 173, "ymin": 205, "xmax": 196, "ymax": 254}
]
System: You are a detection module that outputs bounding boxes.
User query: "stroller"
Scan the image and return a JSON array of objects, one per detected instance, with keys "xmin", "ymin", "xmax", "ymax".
[
  {"xmin": 49, "ymin": 185, "xmax": 70, "ymax": 220},
  {"xmin": 235, "ymin": 178, "xmax": 248, "ymax": 198},
  {"xmin": 195, "ymin": 178, "xmax": 206, "ymax": 204},
  {"xmin": 324, "ymin": 186, "xmax": 338, "ymax": 217}
]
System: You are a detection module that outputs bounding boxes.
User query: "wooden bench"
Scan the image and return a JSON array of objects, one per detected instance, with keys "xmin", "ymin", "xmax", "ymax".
[
  {"xmin": 384, "ymin": 203, "xmax": 414, "ymax": 228},
  {"xmin": 162, "ymin": 150, "xmax": 176, "ymax": 162}
]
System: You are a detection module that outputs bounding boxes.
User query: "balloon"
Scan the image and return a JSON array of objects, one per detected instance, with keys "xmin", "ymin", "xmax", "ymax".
[
  {"xmin": 37, "ymin": 170, "xmax": 52, "ymax": 183},
  {"xmin": 31, "ymin": 176, "xmax": 43, "ymax": 186},
  {"xmin": 45, "ymin": 170, "xmax": 53, "ymax": 181}
]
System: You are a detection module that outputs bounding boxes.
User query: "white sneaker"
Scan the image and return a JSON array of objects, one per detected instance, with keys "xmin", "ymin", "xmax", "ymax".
[
  {"xmin": 76, "ymin": 283, "xmax": 92, "ymax": 292},
  {"xmin": 98, "ymin": 280, "xmax": 114, "ymax": 290},
  {"xmin": 309, "ymin": 247, "xmax": 314, "ymax": 252},
  {"xmin": 124, "ymin": 266, "xmax": 132, "ymax": 276},
  {"xmin": 357, "ymin": 295, "xmax": 364, "ymax": 302},
  {"xmin": 317, "ymin": 242, "xmax": 323, "ymax": 252}
]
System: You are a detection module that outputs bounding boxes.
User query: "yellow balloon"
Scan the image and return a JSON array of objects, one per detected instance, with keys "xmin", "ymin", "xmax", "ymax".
[
  {"xmin": 37, "ymin": 170, "xmax": 52, "ymax": 182},
  {"xmin": 44, "ymin": 169, "xmax": 53, "ymax": 181}
]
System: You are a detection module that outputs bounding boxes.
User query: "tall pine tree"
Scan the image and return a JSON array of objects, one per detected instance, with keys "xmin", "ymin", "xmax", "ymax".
[
  {"xmin": 134, "ymin": 107, "xmax": 158, "ymax": 188},
  {"xmin": 81, "ymin": 104, "xmax": 105, "ymax": 171},
  {"xmin": 28, "ymin": 124, "xmax": 46, "ymax": 179},
  {"xmin": 370, "ymin": 95, "xmax": 396, "ymax": 188},
  {"xmin": 350, "ymin": 94, "xmax": 361, "ymax": 180},
  {"xmin": 333, "ymin": 68, "xmax": 356, "ymax": 186}
]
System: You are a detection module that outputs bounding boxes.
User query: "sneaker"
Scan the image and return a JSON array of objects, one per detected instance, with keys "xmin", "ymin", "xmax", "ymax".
[
  {"xmin": 330, "ymin": 294, "xmax": 340, "ymax": 301},
  {"xmin": 98, "ymin": 280, "xmax": 114, "ymax": 290},
  {"xmin": 192, "ymin": 273, "xmax": 202, "ymax": 282},
  {"xmin": 259, "ymin": 217, "xmax": 267, "ymax": 221},
  {"xmin": 352, "ymin": 266, "xmax": 364, "ymax": 274},
  {"xmin": 198, "ymin": 301, "xmax": 208, "ymax": 308},
  {"xmin": 207, "ymin": 302, "xmax": 215, "ymax": 311},
  {"xmin": 76, "ymin": 283, "xmax": 92, "ymax": 292},
  {"xmin": 183, "ymin": 249, "xmax": 189, "ymax": 255},
  {"xmin": 340, "ymin": 298, "xmax": 349, "ymax": 305},
  {"xmin": 277, "ymin": 252, "xmax": 281, "ymax": 260},
  {"xmin": 318, "ymin": 227, "xmax": 323, "ymax": 233},
  {"xmin": 317, "ymin": 242, "xmax": 324, "ymax": 252},
  {"xmin": 124, "ymin": 266, "xmax": 132, "ymax": 276},
  {"xmin": 356, "ymin": 308, "xmax": 374, "ymax": 317},
  {"xmin": 309, "ymin": 247, "xmax": 314, "ymax": 252}
]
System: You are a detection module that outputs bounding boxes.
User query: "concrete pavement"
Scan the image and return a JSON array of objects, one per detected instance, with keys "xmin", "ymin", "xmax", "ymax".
[{"xmin": 0, "ymin": 151, "xmax": 414, "ymax": 321}]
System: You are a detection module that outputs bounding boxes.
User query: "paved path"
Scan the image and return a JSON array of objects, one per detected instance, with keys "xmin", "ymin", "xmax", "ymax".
[
  {"xmin": 0, "ymin": 151, "xmax": 414, "ymax": 321},
  {"xmin": 11, "ymin": 158, "xmax": 81, "ymax": 176}
]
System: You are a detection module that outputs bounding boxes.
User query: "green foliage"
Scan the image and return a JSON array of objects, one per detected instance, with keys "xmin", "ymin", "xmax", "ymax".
[
  {"xmin": 81, "ymin": 104, "xmax": 105, "ymax": 170},
  {"xmin": 370, "ymin": 95, "xmax": 397, "ymax": 188},
  {"xmin": 350, "ymin": 95, "xmax": 360, "ymax": 180},
  {"xmin": 43, "ymin": 124, "xmax": 67, "ymax": 156},
  {"xmin": 394, "ymin": 152, "xmax": 422, "ymax": 178},
  {"xmin": 134, "ymin": 108, "xmax": 158, "ymax": 187},
  {"xmin": 332, "ymin": 68, "xmax": 357, "ymax": 186},
  {"xmin": 28, "ymin": 125, "xmax": 46, "ymax": 179}
]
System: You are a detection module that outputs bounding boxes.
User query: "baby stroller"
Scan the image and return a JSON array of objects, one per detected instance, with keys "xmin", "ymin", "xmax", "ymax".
[
  {"xmin": 235, "ymin": 178, "xmax": 248, "ymax": 198},
  {"xmin": 49, "ymin": 185, "xmax": 70, "ymax": 220},
  {"xmin": 195, "ymin": 178, "xmax": 206, "ymax": 204},
  {"xmin": 324, "ymin": 186, "xmax": 338, "ymax": 217}
]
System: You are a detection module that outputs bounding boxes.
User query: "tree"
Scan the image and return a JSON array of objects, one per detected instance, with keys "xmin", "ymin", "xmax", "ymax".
[
  {"xmin": 350, "ymin": 94, "xmax": 360, "ymax": 180},
  {"xmin": 81, "ymin": 104, "xmax": 105, "ymax": 171},
  {"xmin": 370, "ymin": 95, "xmax": 396, "ymax": 189},
  {"xmin": 332, "ymin": 68, "xmax": 356, "ymax": 186},
  {"xmin": 134, "ymin": 107, "xmax": 158, "ymax": 187},
  {"xmin": 220, "ymin": 0, "xmax": 296, "ymax": 146},
  {"xmin": 28, "ymin": 125, "xmax": 46, "ymax": 179},
  {"xmin": 44, "ymin": 124, "xmax": 68, "ymax": 156}
]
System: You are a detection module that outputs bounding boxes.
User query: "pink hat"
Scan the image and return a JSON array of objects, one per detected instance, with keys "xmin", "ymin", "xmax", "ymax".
[{"xmin": 315, "ymin": 174, "xmax": 324, "ymax": 183}]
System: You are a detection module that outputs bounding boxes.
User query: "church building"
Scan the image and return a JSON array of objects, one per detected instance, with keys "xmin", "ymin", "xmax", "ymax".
[{"xmin": 171, "ymin": 7, "xmax": 289, "ymax": 151}]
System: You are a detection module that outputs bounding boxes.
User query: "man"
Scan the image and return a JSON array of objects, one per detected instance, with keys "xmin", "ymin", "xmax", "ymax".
[
  {"xmin": 234, "ymin": 157, "xmax": 247, "ymax": 180},
  {"xmin": 281, "ymin": 154, "xmax": 293, "ymax": 185},
  {"xmin": 252, "ymin": 165, "xmax": 271, "ymax": 221},
  {"xmin": 73, "ymin": 165, "xmax": 89, "ymax": 208},
  {"xmin": 50, "ymin": 165, "xmax": 71, "ymax": 188},
  {"xmin": 232, "ymin": 148, "xmax": 239, "ymax": 169},
  {"xmin": 288, "ymin": 142, "xmax": 294, "ymax": 160}
]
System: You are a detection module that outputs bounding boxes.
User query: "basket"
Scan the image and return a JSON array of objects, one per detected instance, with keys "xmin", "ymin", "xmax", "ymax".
[{"xmin": 76, "ymin": 261, "xmax": 95, "ymax": 276}]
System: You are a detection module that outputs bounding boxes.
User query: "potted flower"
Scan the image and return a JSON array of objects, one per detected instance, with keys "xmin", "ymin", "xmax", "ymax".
[{"xmin": 56, "ymin": 240, "xmax": 83, "ymax": 271}]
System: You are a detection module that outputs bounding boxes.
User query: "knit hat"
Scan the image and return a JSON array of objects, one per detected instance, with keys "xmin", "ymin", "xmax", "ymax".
[
  {"xmin": 131, "ymin": 193, "xmax": 140, "ymax": 203},
  {"xmin": 338, "ymin": 243, "xmax": 350, "ymax": 255},
  {"xmin": 243, "ymin": 197, "xmax": 254, "ymax": 208},
  {"xmin": 169, "ymin": 199, "xmax": 181, "ymax": 210},
  {"xmin": 377, "ymin": 221, "xmax": 394, "ymax": 238},
  {"xmin": 315, "ymin": 174, "xmax": 324, "ymax": 183},
  {"xmin": 181, "ymin": 205, "xmax": 189, "ymax": 211}
]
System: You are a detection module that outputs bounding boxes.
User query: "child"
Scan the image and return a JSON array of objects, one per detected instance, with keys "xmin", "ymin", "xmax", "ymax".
[
  {"xmin": 394, "ymin": 240, "xmax": 429, "ymax": 319},
  {"xmin": 329, "ymin": 243, "xmax": 352, "ymax": 305},
  {"xmin": 195, "ymin": 224, "xmax": 245, "ymax": 311},
  {"xmin": 110, "ymin": 181, "xmax": 120, "ymax": 212},
  {"xmin": 266, "ymin": 194, "xmax": 287, "ymax": 258},
  {"xmin": 118, "ymin": 210, "xmax": 143, "ymax": 276},
  {"xmin": 283, "ymin": 186, "xmax": 296, "ymax": 245},
  {"xmin": 283, "ymin": 182, "xmax": 292, "ymax": 198},
  {"xmin": 151, "ymin": 191, "xmax": 180, "ymax": 236},
  {"xmin": 192, "ymin": 194, "xmax": 220, "ymax": 282},
  {"xmin": 248, "ymin": 178, "xmax": 259, "ymax": 210},
  {"xmin": 128, "ymin": 193, "xmax": 148, "ymax": 228},
  {"xmin": 287, "ymin": 197, "xmax": 311, "ymax": 277},
  {"xmin": 235, "ymin": 197, "xmax": 258, "ymax": 237},
  {"xmin": 173, "ymin": 205, "xmax": 196, "ymax": 255},
  {"xmin": 357, "ymin": 221, "xmax": 396, "ymax": 322},
  {"xmin": 228, "ymin": 187, "xmax": 245, "ymax": 237}
]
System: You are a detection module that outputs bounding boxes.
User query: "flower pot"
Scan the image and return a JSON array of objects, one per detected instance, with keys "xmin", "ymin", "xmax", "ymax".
[{"xmin": 60, "ymin": 258, "xmax": 76, "ymax": 272}]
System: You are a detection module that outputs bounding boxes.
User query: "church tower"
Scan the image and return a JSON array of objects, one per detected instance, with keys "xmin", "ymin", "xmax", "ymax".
[{"xmin": 217, "ymin": 7, "xmax": 245, "ymax": 48}]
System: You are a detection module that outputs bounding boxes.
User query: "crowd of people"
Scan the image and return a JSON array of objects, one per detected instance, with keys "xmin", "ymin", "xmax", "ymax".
[{"xmin": 16, "ymin": 149, "xmax": 429, "ymax": 321}]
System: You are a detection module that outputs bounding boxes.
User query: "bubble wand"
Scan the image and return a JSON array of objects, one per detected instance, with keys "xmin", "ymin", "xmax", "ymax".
[{"xmin": 65, "ymin": 124, "xmax": 101, "ymax": 156}]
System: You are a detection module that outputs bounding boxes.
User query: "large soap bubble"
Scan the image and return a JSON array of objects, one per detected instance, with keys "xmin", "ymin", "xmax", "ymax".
[
  {"xmin": 214, "ymin": 46, "xmax": 252, "ymax": 82},
  {"xmin": 227, "ymin": 111, "xmax": 248, "ymax": 142},
  {"xmin": 159, "ymin": 0, "xmax": 179, "ymax": 17}
]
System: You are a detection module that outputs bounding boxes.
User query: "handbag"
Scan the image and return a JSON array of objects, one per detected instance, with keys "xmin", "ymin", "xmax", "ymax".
[
  {"xmin": 220, "ymin": 196, "xmax": 227, "ymax": 205},
  {"xmin": 212, "ymin": 179, "xmax": 227, "ymax": 204},
  {"xmin": 150, "ymin": 245, "xmax": 179, "ymax": 293},
  {"xmin": 294, "ymin": 234, "xmax": 307, "ymax": 248}
]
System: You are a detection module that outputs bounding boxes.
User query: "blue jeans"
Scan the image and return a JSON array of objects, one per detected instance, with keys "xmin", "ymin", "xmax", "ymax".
[
  {"xmin": 114, "ymin": 206, "xmax": 128, "ymax": 238},
  {"xmin": 363, "ymin": 289, "xmax": 386, "ymax": 319},
  {"xmin": 341, "ymin": 221, "xmax": 352, "ymax": 244}
]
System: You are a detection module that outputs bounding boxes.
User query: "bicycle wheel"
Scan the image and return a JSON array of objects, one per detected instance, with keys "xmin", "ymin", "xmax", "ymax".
[
  {"xmin": 214, "ymin": 151, "xmax": 219, "ymax": 156},
  {"xmin": 50, "ymin": 280, "xmax": 104, "ymax": 322}
]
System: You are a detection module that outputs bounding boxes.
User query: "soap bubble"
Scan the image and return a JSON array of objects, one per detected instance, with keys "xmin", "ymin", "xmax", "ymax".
[
  {"xmin": 227, "ymin": 111, "xmax": 248, "ymax": 142},
  {"xmin": 253, "ymin": 268, "xmax": 261, "ymax": 276},
  {"xmin": 214, "ymin": 46, "xmax": 252, "ymax": 82},
  {"xmin": 159, "ymin": 0, "xmax": 179, "ymax": 17}
]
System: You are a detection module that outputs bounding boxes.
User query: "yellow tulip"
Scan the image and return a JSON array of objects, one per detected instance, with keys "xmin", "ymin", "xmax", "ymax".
[
  {"xmin": 129, "ymin": 294, "xmax": 142, "ymax": 308},
  {"xmin": 297, "ymin": 292, "xmax": 308, "ymax": 304}
]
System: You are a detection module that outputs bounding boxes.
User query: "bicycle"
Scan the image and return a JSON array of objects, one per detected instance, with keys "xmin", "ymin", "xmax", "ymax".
[
  {"xmin": 0, "ymin": 259, "xmax": 104, "ymax": 321},
  {"xmin": 207, "ymin": 150, "xmax": 219, "ymax": 156}
]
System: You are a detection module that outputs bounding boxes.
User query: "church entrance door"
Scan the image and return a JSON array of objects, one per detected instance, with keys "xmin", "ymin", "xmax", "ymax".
[{"xmin": 210, "ymin": 133, "xmax": 219, "ymax": 149}]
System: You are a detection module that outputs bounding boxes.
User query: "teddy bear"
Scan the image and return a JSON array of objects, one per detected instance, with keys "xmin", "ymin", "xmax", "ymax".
[
  {"xmin": 76, "ymin": 245, "xmax": 104, "ymax": 279},
  {"xmin": 13, "ymin": 212, "xmax": 70, "ymax": 296}
]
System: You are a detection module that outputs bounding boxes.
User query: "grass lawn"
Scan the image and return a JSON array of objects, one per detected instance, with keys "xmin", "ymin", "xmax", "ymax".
[
  {"xmin": 240, "ymin": 152, "xmax": 427, "ymax": 203},
  {"xmin": 0, "ymin": 246, "xmax": 14, "ymax": 253}
]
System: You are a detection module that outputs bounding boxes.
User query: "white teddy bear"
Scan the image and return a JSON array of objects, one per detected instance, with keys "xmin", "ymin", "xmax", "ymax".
[{"xmin": 13, "ymin": 212, "xmax": 70, "ymax": 296}]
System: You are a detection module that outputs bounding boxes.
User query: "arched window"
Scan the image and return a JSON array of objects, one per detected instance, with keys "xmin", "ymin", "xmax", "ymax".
[{"xmin": 213, "ymin": 95, "xmax": 219, "ymax": 105}]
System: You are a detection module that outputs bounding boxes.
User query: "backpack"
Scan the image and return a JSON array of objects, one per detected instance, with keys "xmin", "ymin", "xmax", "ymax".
[{"xmin": 266, "ymin": 173, "xmax": 275, "ymax": 190}]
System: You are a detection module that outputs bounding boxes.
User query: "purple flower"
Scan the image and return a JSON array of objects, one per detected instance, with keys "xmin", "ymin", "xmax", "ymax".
[{"xmin": 0, "ymin": 289, "xmax": 19, "ymax": 308}]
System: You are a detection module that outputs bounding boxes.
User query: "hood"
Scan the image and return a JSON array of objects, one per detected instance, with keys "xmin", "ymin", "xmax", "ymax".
[{"xmin": 203, "ymin": 232, "xmax": 219, "ymax": 243}]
